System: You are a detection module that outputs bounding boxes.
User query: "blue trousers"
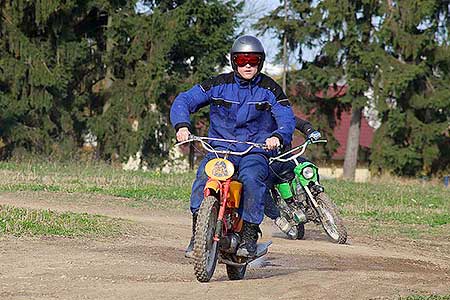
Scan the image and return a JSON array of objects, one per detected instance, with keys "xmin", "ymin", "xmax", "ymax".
[{"xmin": 190, "ymin": 153, "xmax": 269, "ymax": 224}]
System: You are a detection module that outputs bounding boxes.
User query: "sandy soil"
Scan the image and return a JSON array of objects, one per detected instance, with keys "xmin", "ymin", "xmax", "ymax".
[{"xmin": 0, "ymin": 192, "xmax": 449, "ymax": 300}]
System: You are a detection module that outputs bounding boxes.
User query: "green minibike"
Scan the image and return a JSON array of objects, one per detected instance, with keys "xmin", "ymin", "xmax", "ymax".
[{"xmin": 269, "ymin": 138, "xmax": 347, "ymax": 244}]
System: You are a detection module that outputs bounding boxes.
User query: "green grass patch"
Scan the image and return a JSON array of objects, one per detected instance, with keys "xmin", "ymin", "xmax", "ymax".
[
  {"xmin": 0, "ymin": 205, "xmax": 123, "ymax": 237},
  {"xmin": 0, "ymin": 160, "xmax": 193, "ymax": 209},
  {"xmin": 323, "ymin": 179, "xmax": 450, "ymax": 228},
  {"xmin": 0, "ymin": 161, "xmax": 449, "ymax": 231},
  {"xmin": 0, "ymin": 183, "xmax": 191, "ymax": 203},
  {"xmin": 324, "ymin": 179, "xmax": 449, "ymax": 209}
]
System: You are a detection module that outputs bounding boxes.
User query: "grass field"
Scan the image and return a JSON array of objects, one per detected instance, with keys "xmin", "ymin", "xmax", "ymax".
[
  {"xmin": 0, "ymin": 160, "xmax": 449, "ymax": 239},
  {"xmin": 0, "ymin": 205, "xmax": 123, "ymax": 237}
]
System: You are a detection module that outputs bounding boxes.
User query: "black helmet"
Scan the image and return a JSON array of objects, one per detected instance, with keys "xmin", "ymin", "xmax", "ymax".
[{"xmin": 230, "ymin": 35, "xmax": 265, "ymax": 72}]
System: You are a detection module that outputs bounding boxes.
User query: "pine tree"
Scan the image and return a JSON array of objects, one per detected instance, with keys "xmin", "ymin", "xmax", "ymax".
[
  {"xmin": 0, "ymin": 0, "xmax": 125, "ymax": 159},
  {"xmin": 370, "ymin": 0, "xmax": 450, "ymax": 176},
  {"xmin": 257, "ymin": 1, "xmax": 449, "ymax": 177},
  {"xmin": 0, "ymin": 0, "xmax": 242, "ymax": 166},
  {"xmin": 88, "ymin": 0, "xmax": 242, "ymax": 167},
  {"xmin": 258, "ymin": 0, "xmax": 383, "ymax": 179}
]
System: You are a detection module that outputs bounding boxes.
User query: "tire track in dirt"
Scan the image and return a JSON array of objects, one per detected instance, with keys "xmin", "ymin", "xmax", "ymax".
[{"xmin": 1, "ymin": 192, "xmax": 449, "ymax": 300}]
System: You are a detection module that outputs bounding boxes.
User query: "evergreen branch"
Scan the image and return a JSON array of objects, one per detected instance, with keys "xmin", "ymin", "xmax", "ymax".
[
  {"xmin": 425, "ymin": 77, "xmax": 435, "ymax": 93},
  {"xmin": 41, "ymin": 60, "xmax": 52, "ymax": 75}
]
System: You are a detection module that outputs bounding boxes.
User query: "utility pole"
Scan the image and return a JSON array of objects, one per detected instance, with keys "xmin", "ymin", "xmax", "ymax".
[{"xmin": 282, "ymin": 0, "xmax": 288, "ymax": 93}]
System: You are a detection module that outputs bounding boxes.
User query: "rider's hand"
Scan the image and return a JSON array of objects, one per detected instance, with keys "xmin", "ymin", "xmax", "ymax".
[
  {"xmin": 265, "ymin": 136, "xmax": 281, "ymax": 150},
  {"xmin": 307, "ymin": 130, "xmax": 321, "ymax": 141},
  {"xmin": 176, "ymin": 127, "xmax": 191, "ymax": 142}
]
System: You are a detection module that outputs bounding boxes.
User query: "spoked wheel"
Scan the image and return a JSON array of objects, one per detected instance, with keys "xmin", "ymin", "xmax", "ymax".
[
  {"xmin": 193, "ymin": 196, "xmax": 220, "ymax": 282},
  {"xmin": 226, "ymin": 264, "xmax": 247, "ymax": 280},
  {"xmin": 315, "ymin": 192, "xmax": 347, "ymax": 244}
]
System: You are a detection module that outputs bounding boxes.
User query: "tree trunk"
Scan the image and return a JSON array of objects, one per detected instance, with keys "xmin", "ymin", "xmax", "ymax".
[
  {"xmin": 101, "ymin": 14, "xmax": 114, "ymax": 114},
  {"xmin": 90, "ymin": 13, "xmax": 115, "ymax": 111},
  {"xmin": 343, "ymin": 106, "xmax": 362, "ymax": 180}
]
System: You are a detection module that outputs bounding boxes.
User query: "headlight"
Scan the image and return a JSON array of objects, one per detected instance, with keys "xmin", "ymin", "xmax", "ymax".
[{"xmin": 302, "ymin": 166, "xmax": 315, "ymax": 179}]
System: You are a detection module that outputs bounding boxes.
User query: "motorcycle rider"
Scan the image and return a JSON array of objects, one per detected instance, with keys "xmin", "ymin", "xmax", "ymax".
[
  {"xmin": 264, "ymin": 117, "xmax": 322, "ymax": 235},
  {"xmin": 170, "ymin": 35, "xmax": 296, "ymax": 258}
]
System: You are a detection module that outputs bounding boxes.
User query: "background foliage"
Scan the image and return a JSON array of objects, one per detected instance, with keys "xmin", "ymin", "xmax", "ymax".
[
  {"xmin": 0, "ymin": 0, "xmax": 449, "ymax": 176},
  {"xmin": 257, "ymin": 0, "xmax": 449, "ymax": 176},
  {"xmin": 0, "ymin": 0, "xmax": 241, "ymax": 166}
]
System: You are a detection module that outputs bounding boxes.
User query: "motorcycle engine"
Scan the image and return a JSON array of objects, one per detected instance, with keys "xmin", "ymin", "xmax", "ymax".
[
  {"xmin": 293, "ymin": 208, "xmax": 307, "ymax": 223},
  {"xmin": 287, "ymin": 185, "xmax": 307, "ymax": 223}
]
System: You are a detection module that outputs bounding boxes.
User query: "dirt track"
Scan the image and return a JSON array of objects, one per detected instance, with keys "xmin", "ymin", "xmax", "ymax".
[{"xmin": 1, "ymin": 192, "xmax": 449, "ymax": 300}]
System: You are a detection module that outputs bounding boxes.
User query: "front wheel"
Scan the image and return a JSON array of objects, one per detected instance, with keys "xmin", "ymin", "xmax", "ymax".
[
  {"xmin": 193, "ymin": 196, "xmax": 220, "ymax": 282},
  {"xmin": 315, "ymin": 192, "xmax": 347, "ymax": 244}
]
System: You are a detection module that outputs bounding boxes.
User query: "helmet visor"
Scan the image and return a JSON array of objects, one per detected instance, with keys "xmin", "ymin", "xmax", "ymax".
[{"xmin": 233, "ymin": 53, "xmax": 261, "ymax": 67}]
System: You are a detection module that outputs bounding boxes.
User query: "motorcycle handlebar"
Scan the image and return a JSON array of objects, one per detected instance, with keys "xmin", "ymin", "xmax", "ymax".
[
  {"xmin": 269, "ymin": 138, "xmax": 327, "ymax": 164},
  {"xmin": 175, "ymin": 135, "xmax": 268, "ymax": 156}
]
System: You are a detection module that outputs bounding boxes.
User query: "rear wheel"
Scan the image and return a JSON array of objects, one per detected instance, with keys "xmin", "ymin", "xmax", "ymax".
[
  {"xmin": 296, "ymin": 223, "xmax": 305, "ymax": 240},
  {"xmin": 226, "ymin": 264, "xmax": 247, "ymax": 280},
  {"xmin": 315, "ymin": 192, "xmax": 347, "ymax": 244},
  {"xmin": 193, "ymin": 196, "xmax": 220, "ymax": 282}
]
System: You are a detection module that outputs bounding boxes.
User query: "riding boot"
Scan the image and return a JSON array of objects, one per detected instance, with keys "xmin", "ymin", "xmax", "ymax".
[
  {"xmin": 185, "ymin": 213, "xmax": 197, "ymax": 259},
  {"xmin": 236, "ymin": 221, "xmax": 260, "ymax": 258}
]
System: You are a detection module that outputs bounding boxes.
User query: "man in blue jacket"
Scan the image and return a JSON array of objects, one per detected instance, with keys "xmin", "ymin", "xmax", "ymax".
[{"xmin": 170, "ymin": 35, "xmax": 296, "ymax": 258}]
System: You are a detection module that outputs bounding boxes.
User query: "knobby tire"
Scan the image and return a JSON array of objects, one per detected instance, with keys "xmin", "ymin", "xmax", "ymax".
[
  {"xmin": 193, "ymin": 196, "xmax": 220, "ymax": 282},
  {"xmin": 316, "ymin": 192, "xmax": 347, "ymax": 244}
]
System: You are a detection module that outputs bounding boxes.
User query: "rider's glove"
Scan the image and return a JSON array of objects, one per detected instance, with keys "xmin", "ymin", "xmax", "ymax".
[
  {"xmin": 307, "ymin": 130, "xmax": 321, "ymax": 141},
  {"xmin": 265, "ymin": 136, "xmax": 281, "ymax": 150},
  {"xmin": 176, "ymin": 127, "xmax": 191, "ymax": 142}
]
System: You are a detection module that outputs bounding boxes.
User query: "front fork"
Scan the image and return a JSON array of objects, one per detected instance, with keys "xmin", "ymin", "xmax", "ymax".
[
  {"xmin": 303, "ymin": 185, "xmax": 320, "ymax": 210},
  {"xmin": 302, "ymin": 183, "xmax": 327, "ymax": 223}
]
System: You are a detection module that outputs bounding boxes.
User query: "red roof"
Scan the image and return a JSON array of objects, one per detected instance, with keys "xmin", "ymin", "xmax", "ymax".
[
  {"xmin": 293, "ymin": 107, "xmax": 374, "ymax": 159},
  {"xmin": 332, "ymin": 110, "xmax": 373, "ymax": 159}
]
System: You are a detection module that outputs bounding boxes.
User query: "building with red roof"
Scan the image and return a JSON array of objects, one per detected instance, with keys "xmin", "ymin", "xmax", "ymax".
[{"xmin": 291, "ymin": 84, "xmax": 375, "ymax": 160}]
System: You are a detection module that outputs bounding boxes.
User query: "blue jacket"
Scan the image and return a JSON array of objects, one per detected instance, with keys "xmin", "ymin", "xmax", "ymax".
[{"xmin": 170, "ymin": 72, "xmax": 296, "ymax": 154}]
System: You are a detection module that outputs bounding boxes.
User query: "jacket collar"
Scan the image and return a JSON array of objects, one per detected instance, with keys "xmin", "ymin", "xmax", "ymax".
[{"xmin": 233, "ymin": 72, "xmax": 262, "ymax": 88}]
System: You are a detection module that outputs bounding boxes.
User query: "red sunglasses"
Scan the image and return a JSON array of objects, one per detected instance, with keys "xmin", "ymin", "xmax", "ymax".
[{"xmin": 233, "ymin": 53, "xmax": 261, "ymax": 67}]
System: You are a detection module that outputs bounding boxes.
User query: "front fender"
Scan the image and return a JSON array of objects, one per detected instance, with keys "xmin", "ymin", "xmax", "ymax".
[{"xmin": 204, "ymin": 179, "xmax": 221, "ymax": 197}]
